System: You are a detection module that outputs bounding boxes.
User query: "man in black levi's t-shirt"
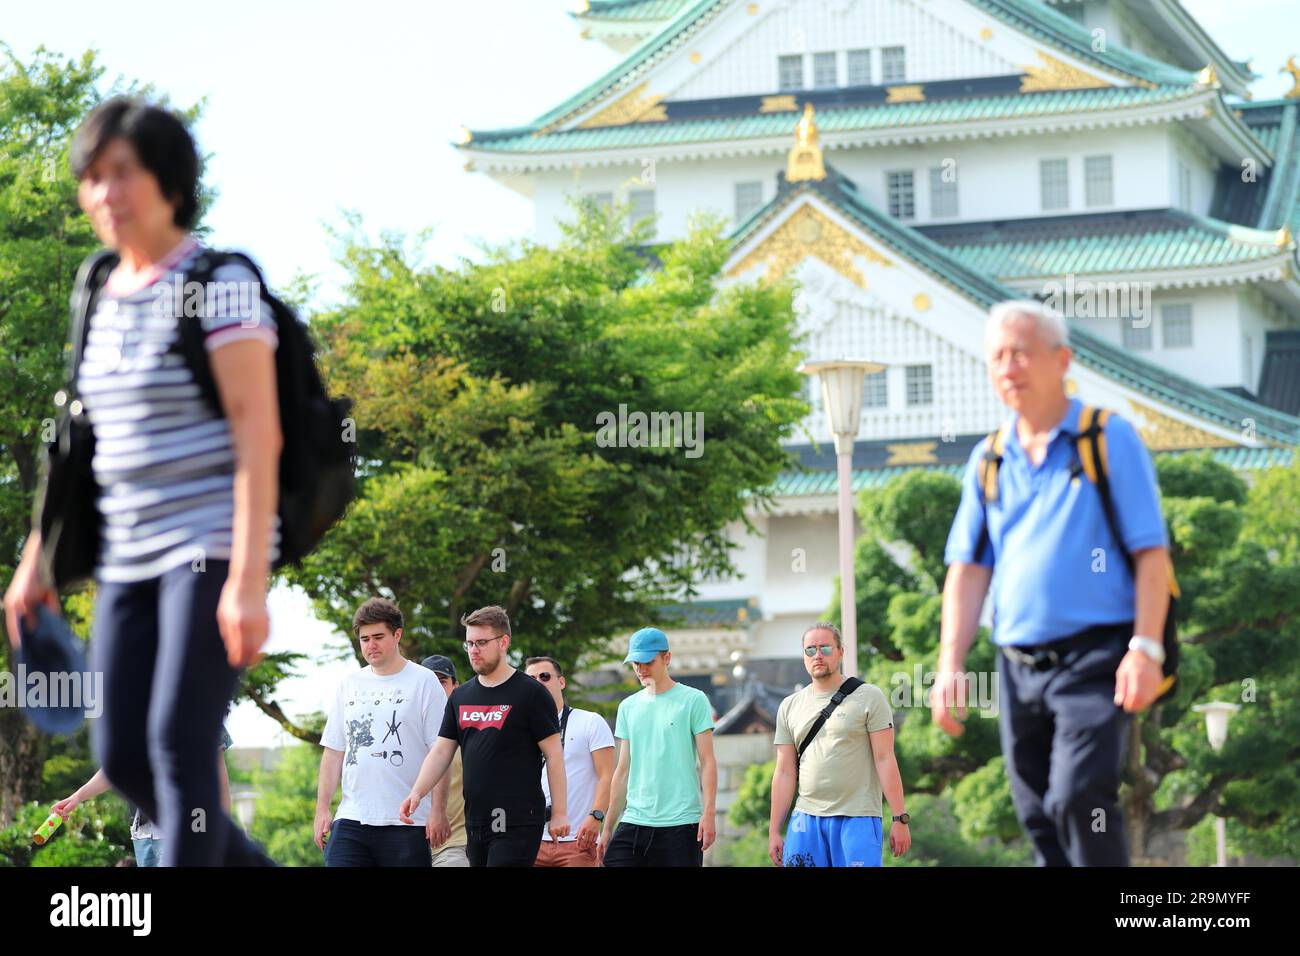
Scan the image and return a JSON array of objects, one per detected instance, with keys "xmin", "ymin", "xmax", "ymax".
[{"xmin": 401, "ymin": 606, "xmax": 568, "ymax": 866}]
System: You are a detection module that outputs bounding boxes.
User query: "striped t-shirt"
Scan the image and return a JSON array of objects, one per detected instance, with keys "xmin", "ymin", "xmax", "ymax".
[{"xmin": 77, "ymin": 236, "xmax": 281, "ymax": 583}]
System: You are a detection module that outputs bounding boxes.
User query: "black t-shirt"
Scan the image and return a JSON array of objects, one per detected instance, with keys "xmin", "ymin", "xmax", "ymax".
[{"xmin": 438, "ymin": 670, "xmax": 561, "ymax": 827}]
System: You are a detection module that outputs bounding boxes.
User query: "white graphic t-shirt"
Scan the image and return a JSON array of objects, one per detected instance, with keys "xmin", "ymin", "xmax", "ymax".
[
  {"xmin": 540, "ymin": 707, "xmax": 615, "ymax": 842},
  {"xmin": 321, "ymin": 660, "xmax": 447, "ymax": 826}
]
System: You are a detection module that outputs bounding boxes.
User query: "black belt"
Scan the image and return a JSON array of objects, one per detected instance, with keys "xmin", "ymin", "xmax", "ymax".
[{"xmin": 1001, "ymin": 622, "xmax": 1130, "ymax": 672}]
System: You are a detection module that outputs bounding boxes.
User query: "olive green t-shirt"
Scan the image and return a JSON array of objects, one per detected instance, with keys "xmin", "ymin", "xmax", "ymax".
[{"xmin": 774, "ymin": 681, "xmax": 894, "ymax": 817}]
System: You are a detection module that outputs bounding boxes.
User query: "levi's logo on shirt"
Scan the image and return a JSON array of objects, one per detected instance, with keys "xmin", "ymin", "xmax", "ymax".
[{"xmin": 458, "ymin": 704, "xmax": 512, "ymax": 730}]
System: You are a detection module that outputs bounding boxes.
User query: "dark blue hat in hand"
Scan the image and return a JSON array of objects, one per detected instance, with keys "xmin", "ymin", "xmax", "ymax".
[{"xmin": 14, "ymin": 604, "xmax": 90, "ymax": 736}]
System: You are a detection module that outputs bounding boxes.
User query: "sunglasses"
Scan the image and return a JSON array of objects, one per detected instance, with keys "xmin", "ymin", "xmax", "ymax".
[
  {"xmin": 803, "ymin": 644, "xmax": 836, "ymax": 657},
  {"xmin": 530, "ymin": 672, "xmax": 556, "ymax": 683}
]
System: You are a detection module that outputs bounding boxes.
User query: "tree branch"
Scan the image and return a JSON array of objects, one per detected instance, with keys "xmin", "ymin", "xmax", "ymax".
[
  {"xmin": 447, "ymin": 550, "xmax": 492, "ymax": 638},
  {"xmin": 247, "ymin": 687, "xmax": 321, "ymax": 746},
  {"xmin": 1148, "ymin": 771, "xmax": 1242, "ymax": 833},
  {"xmin": 505, "ymin": 575, "xmax": 533, "ymax": 619}
]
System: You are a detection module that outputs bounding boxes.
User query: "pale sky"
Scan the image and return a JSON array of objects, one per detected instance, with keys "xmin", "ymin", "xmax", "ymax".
[{"xmin": 4, "ymin": 0, "xmax": 1296, "ymax": 747}]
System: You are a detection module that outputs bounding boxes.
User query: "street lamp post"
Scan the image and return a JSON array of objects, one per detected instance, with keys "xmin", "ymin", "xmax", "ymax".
[
  {"xmin": 798, "ymin": 359, "xmax": 886, "ymax": 679},
  {"xmin": 1192, "ymin": 701, "xmax": 1240, "ymax": 867}
]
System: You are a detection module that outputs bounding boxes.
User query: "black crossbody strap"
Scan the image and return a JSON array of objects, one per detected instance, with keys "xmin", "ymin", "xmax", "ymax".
[
  {"xmin": 545, "ymin": 706, "xmax": 572, "ymax": 766},
  {"xmin": 69, "ymin": 250, "xmax": 120, "ymax": 390},
  {"xmin": 796, "ymin": 677, "xmax": 864, "ymax": 763}
]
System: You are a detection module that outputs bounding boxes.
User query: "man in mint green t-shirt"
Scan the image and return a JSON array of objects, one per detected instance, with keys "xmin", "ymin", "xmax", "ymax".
[{"xmin": 599, "ymin": 627, "xmax": 716, "ymax": 867}]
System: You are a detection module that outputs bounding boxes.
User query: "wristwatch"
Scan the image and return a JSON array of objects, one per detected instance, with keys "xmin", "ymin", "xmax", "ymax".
[
  {"xmin": 589, "ymin": 809, "xmax": 606, "ymax": 822},
  {"xmin": 1128, "ymin": 636, "xmax": 1166, "ymax": 666},
  {"xmin": 892, "ymin": 813, "xmax": 910, "ymax": 825}
]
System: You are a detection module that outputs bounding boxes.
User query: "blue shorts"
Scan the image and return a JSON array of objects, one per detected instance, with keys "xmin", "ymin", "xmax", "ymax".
[{"xmin": 783, "ymin": 811, "xmax": 883, "ymax": 867}]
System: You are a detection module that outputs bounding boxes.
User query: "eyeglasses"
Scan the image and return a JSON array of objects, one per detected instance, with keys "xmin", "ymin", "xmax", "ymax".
[
  {"xmin": 803, "ymin": 644, "xmax": 836, "ymax": 657},
  {"xmin": 529, "ymin": 672, "xmax": 555, "ymax": 683},
  {"xmin": 463, "ymin": 635, "xmax": 506, "ymax": 652}
]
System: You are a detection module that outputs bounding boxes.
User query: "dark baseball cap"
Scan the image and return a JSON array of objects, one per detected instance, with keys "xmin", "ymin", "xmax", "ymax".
[
  {"xmin": 420, "ymin": 654, "xmax": 458, "ymax": 682},
  {"xmin": 14, "ymin": 605, "xmax": 90, "ymax": 736}
]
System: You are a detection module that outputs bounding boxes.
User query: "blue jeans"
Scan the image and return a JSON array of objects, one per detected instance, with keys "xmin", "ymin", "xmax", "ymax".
[
  {"xmin": 783, "ymin": 811, "xmax": 883, "ymax": 867},
  {"xmin": 324, "ymin": 819, "xmax": 432, "ymax": 867},
  {"xmin": 92, "ymin": 559, "xmax": 273, "ymax": 867},
  {"xmin": 132, "ymin": 838, "xmax": 163, "ymax": 867}
]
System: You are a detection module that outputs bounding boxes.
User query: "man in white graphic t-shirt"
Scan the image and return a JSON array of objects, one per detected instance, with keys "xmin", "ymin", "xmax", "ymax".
[
  {"xmin": 316, "ymin": 598, "xmax": 447, "ymax": 866},
  {"xmin": 524, "ymin": 656, "xmax": 614, "ymax": 867}
]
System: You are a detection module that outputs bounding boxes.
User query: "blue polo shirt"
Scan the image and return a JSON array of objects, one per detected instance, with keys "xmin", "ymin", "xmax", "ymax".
[{"xmin": 944, "ymin": 399, "xmax": 1167, "ymax": 647}]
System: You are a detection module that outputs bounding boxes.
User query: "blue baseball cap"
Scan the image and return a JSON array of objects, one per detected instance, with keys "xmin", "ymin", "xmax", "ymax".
[
  {"xmin": 623, "ymin": 627, "xmax": 670, "ymax": 664},
  {"xmin": 15, "ymin": 605, "xmax": 89, "ymax": 736}
]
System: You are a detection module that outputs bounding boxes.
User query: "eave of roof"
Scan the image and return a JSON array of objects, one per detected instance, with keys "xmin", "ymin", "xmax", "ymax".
[
  {"xmin": 462, "ymin": 83, "xmax": 1209, "ymax": 155},
  {"xmin": 769, "ymin": 445, "xmax": 1294, "ymax": 497}
]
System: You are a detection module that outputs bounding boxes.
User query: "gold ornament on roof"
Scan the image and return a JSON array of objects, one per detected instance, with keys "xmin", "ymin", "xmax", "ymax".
[
  {"xmin": 1196, "ymin": 65, "xmax": 1220, "ymax": 88},
  {"xmin": 786, "ymin": 102, "xmax": 826, "ymax": 182},
  {"xmin": 1277, "ymin": 224, "xmax": 1295, "ymax": 248},
  {"xmin": 1020, "ymin": 50, "xmax": 1113, "ymax": 93},
  {"xmin": 727, "ymin": 204, "xmax": 893, "ymax": 289},
  {"xmin": 886, "ymin": 442, "xmax": 939, "ymax": 466},
  {"xmin": 886, "ymin": 85, "xmax": 925, "ymax": 103},
  {"xmin": 1126, "ymin": 400, "xmax": 1236, "ymax": 451},
  {"xmin": 578, "ymin": 82, "xmax": 668, "ymax": 128},
  {"xmin": 1283, "ymin": 57, "xmax": 1300, "ymax": 98},
  {"xmin": 760, "ymin": 94, "xmax": 798, "ymax": 113}
]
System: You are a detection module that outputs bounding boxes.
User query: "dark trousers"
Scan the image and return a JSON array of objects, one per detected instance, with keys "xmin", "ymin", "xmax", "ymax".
[
  {"xmin": 999, "ymin": 623, "xmax": 1134, "ymax": 867},
  {"xmin": 466, "ymin": 824, "xmax": 545, "ymax": 867},
  {"xmin": 324, "ymin": 819, "xmax": 431, "ymax": 867},
  {"xmin": 603, "ymin": 822, "xmax": 702, "ymax": 867},
  {"xmin": 91, "ymin": 559, "xmax": 273, "ymax": 867}
]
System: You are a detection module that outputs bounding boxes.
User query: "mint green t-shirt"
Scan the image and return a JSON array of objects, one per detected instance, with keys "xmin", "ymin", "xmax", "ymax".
[{"xmin": 615, "ymin": 683, "xmax": 714, "ymax": 827}]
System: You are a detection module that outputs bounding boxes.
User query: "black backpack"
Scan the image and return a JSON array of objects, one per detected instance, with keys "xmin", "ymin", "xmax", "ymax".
[{"xmin": 34, "ymin": 247, "xmax": 355, "ymax": 590}]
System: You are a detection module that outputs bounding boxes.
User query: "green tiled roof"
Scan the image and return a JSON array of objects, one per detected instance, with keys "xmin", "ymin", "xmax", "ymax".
[
  {"xmin": 469, "ymin": 84, "xmax": 1203, "ymax": 153},
  {"xmin": 579, "ymin": 0, "xmax": 692, "ymax": 21},
  {"xmin": 531, "ymin": 0, "xmax": 725, "ymax": 131},
  {"xmin": 506, "ymin": 0, "xmax": 1197, "ymax": 142},
  {"xmin": 655, "ymin": 597, "xmax": 756, "ymax": 626},
  {"xmin": 933, "ymin": 212, "xmax": 1288, "ymax": 279},
  {"xmin": 730, "ymin": 173, "xmax": 1300, "ymax": 445},
  {"xmin": 769, "ymin": 446, "xmax": 1295, "ymax": 497},
  {"xmin": 1259, "ymin": 103, "xmax": 1300, "ymax": 231},
  {"xmin": 968, "ymin": 0, "xmax": 1196, "ymax": 87}
]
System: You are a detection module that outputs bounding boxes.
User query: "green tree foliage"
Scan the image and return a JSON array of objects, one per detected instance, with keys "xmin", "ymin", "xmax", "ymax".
[
  {"xmin": 248, "ymin": 741, "xmax": 332, "ymax": 867},
  {"xmin": 262, "ymin": 205, "xmax": 807, "ymax": 737}
]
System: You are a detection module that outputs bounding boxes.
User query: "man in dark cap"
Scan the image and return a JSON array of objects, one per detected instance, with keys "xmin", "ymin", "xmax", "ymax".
[{"xmin": 420, "ymin": 654, "xmax": 468, "ymax": 867}]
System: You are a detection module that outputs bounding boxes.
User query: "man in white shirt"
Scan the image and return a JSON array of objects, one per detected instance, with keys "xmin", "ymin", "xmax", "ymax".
[
  {"xmin": 525, "ymin": 656, "xmax": 614, "ymax": 867},
  {"xmin": 315, "ymin": 598, "xmax": 447, "ymax": 866}
]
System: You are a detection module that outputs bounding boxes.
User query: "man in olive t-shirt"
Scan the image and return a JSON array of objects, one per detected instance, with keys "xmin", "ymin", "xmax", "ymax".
[{"xmin": 769, "ymin": 621, "xmax": 911, "ymax": 867}]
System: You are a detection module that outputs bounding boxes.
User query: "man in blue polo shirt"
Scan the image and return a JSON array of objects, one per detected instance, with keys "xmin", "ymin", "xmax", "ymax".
[{"xmin": 935, "ymin": 300, "xmax": 1171, "ymax": 867}]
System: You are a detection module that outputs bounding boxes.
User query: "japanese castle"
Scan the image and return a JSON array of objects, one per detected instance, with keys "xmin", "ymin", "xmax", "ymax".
[{"xmin": 457, "ymin": 0, "xmax": 1300, "ymax": 704}]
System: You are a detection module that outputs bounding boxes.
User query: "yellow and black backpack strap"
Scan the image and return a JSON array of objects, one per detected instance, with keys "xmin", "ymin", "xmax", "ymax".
[
  {"xmin": 1076, "ymin": 405, "xmax": 1180, "ymax": 702},
  {"xmin": 978, "ymin": 424, "xmax": 1011, "ymax": 505}
]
